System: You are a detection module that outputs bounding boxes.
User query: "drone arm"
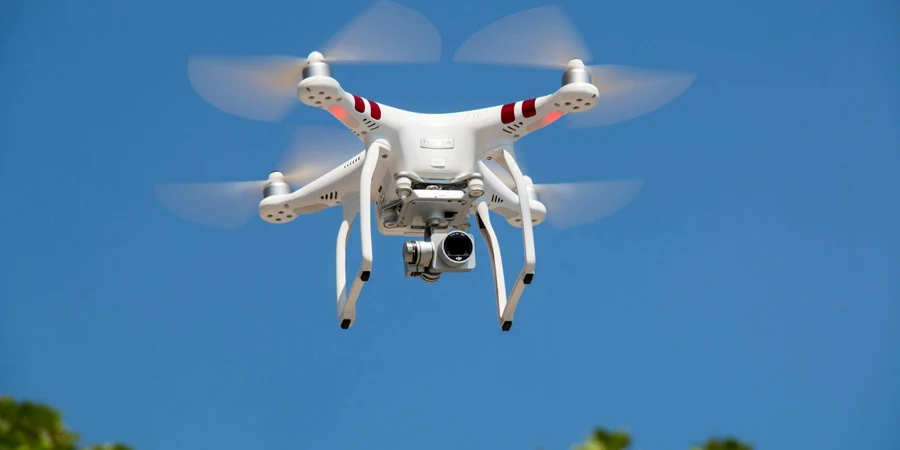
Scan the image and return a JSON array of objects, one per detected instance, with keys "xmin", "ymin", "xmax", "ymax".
[
  {"xmin": 471, "ymin": 81, "xmax": 600, "ymax": 149},
  {"xmin": 476, "ymin": 160, "xmax": 547, "ymax": 227},
  {"xmin": 298, "ymin": 76, "xmax": 395, "ymax": 144},
  {"xmin": 259, "ymin": 151, "xmax": 366, "ymax": 224}
]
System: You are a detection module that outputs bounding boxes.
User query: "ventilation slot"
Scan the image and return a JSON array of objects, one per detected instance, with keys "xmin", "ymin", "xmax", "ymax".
[
  {"xmin": 378, "ymin": 173, "xmax": 391, "ymax": 206},
  {"xmin": 342, "ymin": 155, "xmax": 362, "ymax": 169},
  {"xmin": 362, "ymin": 118, "xmax": 378, "ymax": 131},
  {"xmin": 320, "ymin": 191, "xmax": 339, "ymax": 201}
]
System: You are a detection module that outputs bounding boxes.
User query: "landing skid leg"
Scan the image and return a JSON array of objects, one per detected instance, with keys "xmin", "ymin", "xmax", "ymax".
[
  {"xmin": 336, "ymin": 196, "xmax": 358, "ymax": 329},
  {"xmin": 476, "ymin": 201, "xmax": 510, "ymax": 330},
  {"xmin": 478, "ymin": 148, "xmax": 536, "ymax": 331},
  {"xmin": 336, "ymin": 140, "xmax": 384, "ymax": 329}
]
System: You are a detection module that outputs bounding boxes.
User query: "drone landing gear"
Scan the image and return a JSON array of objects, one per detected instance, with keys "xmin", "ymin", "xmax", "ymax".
[
  {"xmin": 477, "ymin": 202, "xmax": 533, "ymax": 331},
  {"xmin": 335, "ymin": 196, "xmax": 361, "ymax": 329},
  {"xmin": 478, "ymin": 149, "xmax": 536, "ymax": 331},
  {"xmin": 335, "ymin": 140, "xmax": 385, "ymax": 329}
]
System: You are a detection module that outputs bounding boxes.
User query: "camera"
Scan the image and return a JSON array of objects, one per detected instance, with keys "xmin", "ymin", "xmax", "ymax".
[{"xmin": 402, "ymin": 230, "xmax": 476, "ymax": 282}]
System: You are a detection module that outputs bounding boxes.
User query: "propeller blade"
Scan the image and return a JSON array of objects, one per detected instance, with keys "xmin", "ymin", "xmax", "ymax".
[
  {"xmin": 320, "ymin": 1, "xmax": 442, "ymax": 64},
  {"xmin": 536, "ymin": 179, "xmax": 643, "ymax": 229},
  {"xmin": 155, "ymin": 126, "xmax": 362, "ymax": 229},
  {"xmin": 186, "ymin": 2, "xmax": 440, "ymax": 122},
  {"xmin": 187, "ymin": 55, "xmax": 305, "ymax": 122},
  {"xmin": 451, "ymin": 6, "xmax": 695, "ymax": 128},
  {"xmin": 568, "ymin": 65, "xmax": 696, "ymax": 127},
  {"xmin": 155, "ymin": 180, "xmax": 267, "ymax": 229},
  {"xmin": 278, "ymin": 125, "xmax": 365, "ymax": 184},
  {"xmin": 452, "ymin": 5, "xmax": 591, "ymax": 69}
]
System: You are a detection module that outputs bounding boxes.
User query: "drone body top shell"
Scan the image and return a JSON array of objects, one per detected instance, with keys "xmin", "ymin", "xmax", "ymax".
[{"xmin": 258, "ymin": 57, "xmax": 598, "ymax": 237}]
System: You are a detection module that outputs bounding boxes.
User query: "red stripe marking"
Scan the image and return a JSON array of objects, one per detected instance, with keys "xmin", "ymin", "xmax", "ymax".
[
  {"xmin": 368, "ymin": 99, "xmax": 382, "ymax": 120},
  {"xmin": 522, "ymin": 98, "xmax": 537, "ymax": 118},
  {"xmin": 353, "ymin": 95, "xmax": 365, "ymax": 113},
  {"xmin": 500, "ymin": 102, "xmax": 516, "ymax": 124}
]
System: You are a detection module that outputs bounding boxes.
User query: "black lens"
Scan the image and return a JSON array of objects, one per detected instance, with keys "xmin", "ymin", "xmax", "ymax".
[{"xmin": 442, "ymin": 232, "xmax": 473, "ymax": 262}]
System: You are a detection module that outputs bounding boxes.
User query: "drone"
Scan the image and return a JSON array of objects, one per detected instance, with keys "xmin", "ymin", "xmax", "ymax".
[{"xmin": 156, "ymin": 2, "xmax": 696, "ymax": 330}]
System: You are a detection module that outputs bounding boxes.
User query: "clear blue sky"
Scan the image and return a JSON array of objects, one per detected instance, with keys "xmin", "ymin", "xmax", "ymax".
[{"xmin": 1, "ymin": 0, "xmax": 898, "ymax": 449}]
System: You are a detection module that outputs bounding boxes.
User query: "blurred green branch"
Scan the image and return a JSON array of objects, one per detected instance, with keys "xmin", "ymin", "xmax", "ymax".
[
  {"xmin": 0, "ymin": 395, "xmax": 132, "ymax": 450},
  {"xmin": 573, "ymin": 426, "xmax": 753, "ymax": 450},
  {"xmin": 3, "ymin": 395, "xmax": 752, "ymax": 450}
]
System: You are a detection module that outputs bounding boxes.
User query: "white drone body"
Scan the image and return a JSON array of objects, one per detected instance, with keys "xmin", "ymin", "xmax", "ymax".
[
  {"xmin": 259, "ymin": 54, "xmax": 598, "ymax": 330},
  {"xmin": 160, "ymin": 2, "xmax": 695, "ymax": 331}
]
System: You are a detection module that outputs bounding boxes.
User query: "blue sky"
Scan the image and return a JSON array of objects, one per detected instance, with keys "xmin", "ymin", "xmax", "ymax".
[{"xmin": 1, "ymin": 0, "xmax": 898, "ymax": 449}]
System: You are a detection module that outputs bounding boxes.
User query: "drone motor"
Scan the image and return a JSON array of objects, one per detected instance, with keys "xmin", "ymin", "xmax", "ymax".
[
  {"xmin": 561, "ymin": 58, "xmax": 592, "ymax": 86},
  {"xmin": 263, "ymin": 171, "xmax": 291, "ymax": 198},
  {"xmin": 301, "ymin": 51, "xmax": 332, "ymax": 80}
]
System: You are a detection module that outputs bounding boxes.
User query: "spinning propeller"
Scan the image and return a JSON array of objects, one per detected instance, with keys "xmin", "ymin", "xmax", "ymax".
[
  {"xmin": 187, "ymin": 1, "xmax": 442, "ymax": 122},
  {"xmin": 532, "ymin": 179, "xmax": 644, "ymax": 229},
  {"xmin": 453, "ymin": 5, "xmax": 696, "ymax": 128},
  {"xmin": 484, "ymin": 152, "xmax": 643, "ymax": 229},
  {"xmin": 154, "ymin": 126, "xmax": 363, "ymax": 229}
]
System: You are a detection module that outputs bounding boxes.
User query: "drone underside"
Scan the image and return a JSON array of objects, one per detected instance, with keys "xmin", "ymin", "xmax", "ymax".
[{"xmin": 156, "ymin": 1, "xmax": 695, "ymax": 331}]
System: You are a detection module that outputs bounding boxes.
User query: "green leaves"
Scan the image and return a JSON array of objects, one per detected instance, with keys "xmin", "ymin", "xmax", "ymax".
[
  {"xmin": 573, "ymin": 427, "xmax": 753, "ymax": 450},
  {"xmin": 0, "ymin": 396, "xmax": 133, "ymax": 450},
  {"xmin": 572, "ymin": 427, "xmax": 633, "ymax": 450},
  {"xmin": 4, "ymin": 394, "xmax": 754, "ymax": 450},
  {"xmin": 690, "ymin": 437, "xmax": 754, "ymax": 450}
]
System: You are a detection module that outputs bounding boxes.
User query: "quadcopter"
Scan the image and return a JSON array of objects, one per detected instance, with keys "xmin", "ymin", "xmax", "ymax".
[{"xmin": 156, "ymin": 2, "xmax": 695, "ymax": 330}]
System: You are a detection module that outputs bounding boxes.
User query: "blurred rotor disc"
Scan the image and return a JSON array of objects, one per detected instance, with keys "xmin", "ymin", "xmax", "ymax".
[
  {"xmin": 186, "ymin": 1, "xmax": 442, "ymax": 122},
  {"xmin": 155, "ymin": 126, "xmax": 364, "ymax": 229}
]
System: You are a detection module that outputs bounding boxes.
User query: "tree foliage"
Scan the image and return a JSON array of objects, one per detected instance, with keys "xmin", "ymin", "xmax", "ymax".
[
  {"xmin": 573, "ymin": 426, "xmax": 753, "ymax": 450},
  {"xmin": 0, "ymin": 396, "xmax": 132, "ymax": 450},
  {"xmin": 3, "ymin": 395, "xmax": 753, "ymax": 450},
  {"xmin": 690, "ymin": 437, "xmax": 754, "ymax": 450},
  {"xmin": 572, "ymin": 427, "xmax": 633, "ymax": 450}
]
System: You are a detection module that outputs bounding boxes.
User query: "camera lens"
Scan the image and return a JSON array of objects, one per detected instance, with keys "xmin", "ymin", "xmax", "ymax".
[{"xmin": 442, "ymin": 231, "xmax": 473, "ymax": 262}]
